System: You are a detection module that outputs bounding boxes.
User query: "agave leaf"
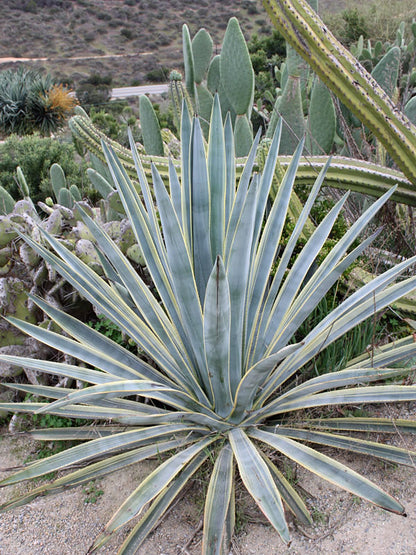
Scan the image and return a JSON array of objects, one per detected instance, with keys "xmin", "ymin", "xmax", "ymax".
[
  {"xmin": 0, "ymin": 424, "xmax": 201, "ymax": 487},
  {"xmin": 77, "ymin": 206, "xmax": 188, "ymax": 366},
  {"xmin": 1, "ymin": 438, "xmax": 190, "ymax": 513},
  {"xmin": 5, "ymin": 384, "xmax": 152, "ymax": 417},
  {"xmin": 102, "ymin": 142, "xmax": 196, "ymax": 370},
  {"xmin": 305, "ymin": 418, "xmax": 416, "ymax": 434},
  {"xmin": 8, "ymin": 309, "xmax": 166, "ymax": 385},
  {"xmin": 266, "ymin": 230, "xmax": 381, "ymax": 358},
  {"xmin": 33, "ymin": 380, "xmax": 221, "ymax": 423},
  {"xmin": 264, "ymin": 385, "xmax": 416, "ymax": 418},
  {"xmin": 0, "ymin": 355, "xmax": 117, "ymax": 385},
  {"xmin": 116, "ymin": 450, "xmax": 208, "ymax": 555},
  {"xmin": 250, "ymin": 157, "xmax": 331, "ymax": 366},
  {"xmin": 190, "ymin": 116, "xmax": 212, "ymax": 298},
  {"xmin": 93, "ymin": 436, "xmax": 218, "ymax": 547},
  {"xmin": 262, "ymin": 455, "xmax": 312, "ymax": 526},
  {"xmin": 208, "ymin": 94, "xmax": 227, "ymax": 260},
  {"xmin": 32, "ymin": 293, "xmax": 154, "ymax": 376},
  {"xmin": 276, "ymin": 367, "xmax": 411, "ymax": 403},
  {"xmin": 181, "ymin": 99, "xmax": 193, "ymax": 250},
  {"xmin": 252, "ymin": 118, "xmax": 283, "ymax": 245},
  {"xmin": 230, "ymin": 343, "xmax": 303, "ymax": 422},
  {"xmin": 346, "ymin": 334, "xmax": 416, "ymax": 368},
  {"xmin": 228, "ymin": 428, "xmax": 290, "ymax": 543},
  {"xmin": 267, "ymin": 426, "xmax": 416, "ymax": 466},
  {"xmin": 266, "ymin": 188, "xmax": 398, "ymax": 354},
  {"xmin": 246, "ymin": 135, "xmax": 304, "ymax": 358},
  {"xmin": 151, "ymin": 162, "xmax": 211, "ymax": 396},
  {"xmin": 27, "ymin": 426, "xmax": 123, "ymax": 440},
  {"xmin": 169, "ymin": 158, "xmax": 182, "ymax": 225},
  {"xmin": 262, "ymin": 191, "xmax": 350, "ymax": 351},
  {"xmin": 202, "ymin": 444, "xmax": 234, "ymax": 555},
  {"xmin": 250, "ymin": 429, "xmax": 405, "ymax": 514},
  {"xmin": 0, "ymin": 402, "xmax": 146, "ymax": 421},
  {"xmin": 20, "ymin": 231, "xmax": 182, "ymax": 381},
  {"xmin": 203, "ymin": 257, "xmax": 233, "ymax": 417},
  {"xmin": 226, "ymin": 176, "xmax": 259, "ymax": 393},
  {"xmin": 224, "ymin": 128, "xmax": 261, "ymax": 261},
  {"xmin": 260, "ymin": 261, "xmax": 416, "ymax": 401},
  {"xmin": 224, "ymin": 112, "xmax": 235, "ymax": 226}
]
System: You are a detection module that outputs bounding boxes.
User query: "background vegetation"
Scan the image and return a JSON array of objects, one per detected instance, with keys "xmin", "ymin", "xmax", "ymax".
[{"xmin": 0, "ymin": 0, "xmax": 414, "ymax": 94}]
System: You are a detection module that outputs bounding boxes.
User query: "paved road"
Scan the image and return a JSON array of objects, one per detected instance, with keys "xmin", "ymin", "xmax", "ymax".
[
  {"xmin": 111, "ymin": 84, "xmax": 168, "ymax": 99},
  {"xmin": 67, "ymin": 83, "xmax": 169, "ymax": 100}
]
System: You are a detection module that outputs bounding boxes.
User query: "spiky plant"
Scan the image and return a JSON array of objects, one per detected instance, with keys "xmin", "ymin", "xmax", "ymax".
[
  {"xmin": 2, "ymin": 96, "xmax": 416, "ymax": 554},
  {"xmin": 0, "ymin": 68, "xmax": 76, "ymax": 136}
]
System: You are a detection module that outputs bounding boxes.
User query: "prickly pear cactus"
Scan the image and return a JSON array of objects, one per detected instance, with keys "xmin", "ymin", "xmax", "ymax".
[
  {"xmin": 0, "ymin": 166, "xmax": 147, "ymax": 390},
  {"xmin": 178, "ymin": 18, "xmax": 255, "ymax": 154}
]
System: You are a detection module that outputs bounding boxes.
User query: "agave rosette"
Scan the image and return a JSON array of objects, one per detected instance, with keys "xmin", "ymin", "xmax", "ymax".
[{"xmin": 1, "ymin": 96, "xmax": 416, "ymax": 553}]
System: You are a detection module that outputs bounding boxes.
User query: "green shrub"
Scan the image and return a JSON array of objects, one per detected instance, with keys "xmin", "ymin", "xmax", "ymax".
[
  {"xmin": 0, "ymin": 68, "xmax": 76, "ymax": 136},
  {"xmin": 0, "ymin": 134, "xmax": 85, "ymax": 204},
  {"xmin": 340, "ymin": 8, "xmax": 369, "ymax": 45}
]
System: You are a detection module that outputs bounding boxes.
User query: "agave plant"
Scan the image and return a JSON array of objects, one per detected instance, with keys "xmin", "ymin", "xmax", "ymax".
[
  {"xmin": 0, "ymin": 67, "xmax": 76, "ymax": 136},
  {"xmin": 2, "ymin": 96, "xmax": 416, "ymax": 554}
]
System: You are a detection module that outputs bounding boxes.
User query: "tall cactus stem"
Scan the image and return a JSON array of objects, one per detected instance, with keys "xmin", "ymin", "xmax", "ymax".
[{"xmin": 262, "ymin": 0, "xmax": 416, "ymax": 185}]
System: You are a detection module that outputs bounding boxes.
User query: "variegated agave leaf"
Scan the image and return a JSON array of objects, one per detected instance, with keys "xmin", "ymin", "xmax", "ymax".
[{"xmin": 1, "ymin": 95, "xmax": 416, "ymax": 555}]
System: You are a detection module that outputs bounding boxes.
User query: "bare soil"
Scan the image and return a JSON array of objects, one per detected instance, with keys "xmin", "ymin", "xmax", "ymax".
[{"xmin": 1, "ymin": 404, "xmax": 416, "ymax": 554}]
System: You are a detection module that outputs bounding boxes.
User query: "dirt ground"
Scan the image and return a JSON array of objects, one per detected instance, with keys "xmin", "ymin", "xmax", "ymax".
[{"xmin": 0, "ymin": 405, "xmax": 416, "ymax": 555}]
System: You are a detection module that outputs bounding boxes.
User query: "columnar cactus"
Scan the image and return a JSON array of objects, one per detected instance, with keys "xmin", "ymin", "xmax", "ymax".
[
  {"xmin": 69, "ymin": 111, "xmax": 416, "ymax": 205},
  {"xmin": 262, "ymin": 0, "xmax": 416, "ymax": 185}
]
